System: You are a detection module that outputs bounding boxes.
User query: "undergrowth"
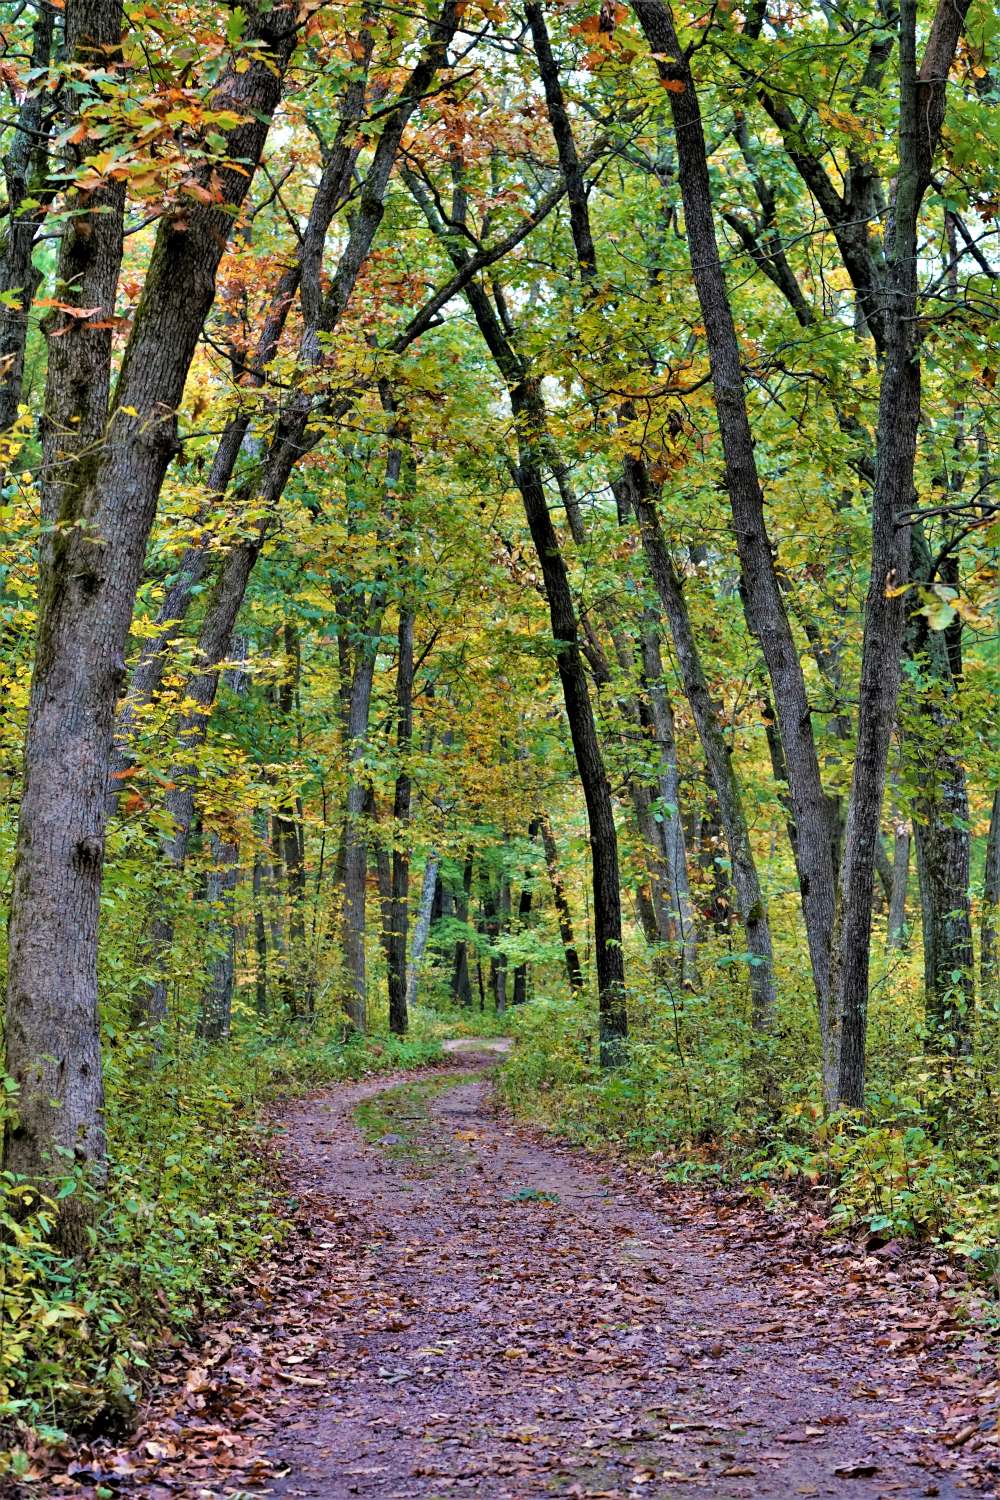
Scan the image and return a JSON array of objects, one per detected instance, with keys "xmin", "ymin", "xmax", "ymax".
[
  {"xmin": 498, "ymin": 984, "xmax": 1000, "ymax": 1280},
  {"xmin": 0, "ymin": 1019, "xmax": 441, "ymax": 1465}
]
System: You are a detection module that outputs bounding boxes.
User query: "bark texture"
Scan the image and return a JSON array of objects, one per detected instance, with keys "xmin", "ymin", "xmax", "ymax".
[
  {"xmin": 0, "ymin": 0, "xmax": 57, "ymax": 440},
  {"xmin": 982, "ymin": 791, "xmax": 1000, "ymax": 1005},
  {"xmin": 3, "ymin": 1, "xmax": 297, "ymax": 1238},
  {"xmin": 632, "ymin": 0, "xmax": 835, "ymax": 1052},
  {"xmin": 627, "ymin": 465, "xmax": 777, "ymax": 1029},
  {"xmin": 832, "ymin": 0, "xmax": 972, "ymax": 1105}
]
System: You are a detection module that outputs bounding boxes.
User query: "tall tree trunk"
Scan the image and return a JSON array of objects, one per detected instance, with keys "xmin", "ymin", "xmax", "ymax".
[
  {"xmin": 407, "ymin": 176, "xmax": 627, "ymax": 1065},
  {"xmin": 451, "ymin": 851, "xmax": 474, "ymax": 1008},
  {"xmin": 136, "ymin": 551, "xmax": 264, "ymax": 1021},
  {"xmin": 339, "ymin": 631, "xmax": 381, "ymax": 1032},
  {"xmin": 197, "ymin": 652, "xmax": 248, "ymax": 1041},
  {"xmin": 640, "ymin": 621, "xmax": 699, "ymax": 985},
  {"xmin": 2, "ymin": 0, "xmax": 128, "ymax": 1238},
  {"xmin": 888, "ymin": 816, "xmax": 911, "ymax": 949},
  {"xmin": 906, "ymin": 538, "xmax": 974, "ymax": 1044},
  {"xmin": 252, "ymin": 817, "xmax": 269, "ymax": 1015},
  {"xmin": 490, "ymin": 876, "xmax": 511, "ymax": 1014},
  {"xmin": 628, "ymin": 472, "xmax": 777, "ymax": 1030},
  {"xmin": 512, "ymin": 876, "xmax": 534, "ymax": 1007},
  {"xmin": 388, "ymin": 601, "xmax": 415, "ymax": 1034},
  {"xmin": 274, "ymin": 628, "xmax": 308, "ymax": 1016},
  {"xmin": 829, "ymin": 0, "xmax": 972, "ymax": 1105},
  {"xmin": 0, "ymin": 0, "xmax": 56, "ymax": 442},
  {"xmin": 3, "ymin": 2, "xmax": 297, "ymax": 1240},
  {"xmin": 982, "ymin": 791, "xmax": 1000, "ymax": 1005},
  {"xmin": 632, "ymin": 0, "xmax": 835, "ymax": 1053}
]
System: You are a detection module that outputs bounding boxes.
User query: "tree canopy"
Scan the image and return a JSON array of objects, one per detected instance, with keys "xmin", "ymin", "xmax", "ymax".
[{"xmin": 0, "ymin": 0, "xmax": 998, "ymax": 1448}]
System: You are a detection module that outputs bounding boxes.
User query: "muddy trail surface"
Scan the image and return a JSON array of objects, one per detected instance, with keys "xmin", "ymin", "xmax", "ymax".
[{"xmin": 60, "ymin": 1044, "xmax": 998, "ymax": 1500}]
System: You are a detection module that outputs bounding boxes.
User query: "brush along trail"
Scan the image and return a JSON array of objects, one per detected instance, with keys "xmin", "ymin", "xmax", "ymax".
[{"xmin": 59, "ymin": 1043, "xmax": 998, "ymax": 1499}]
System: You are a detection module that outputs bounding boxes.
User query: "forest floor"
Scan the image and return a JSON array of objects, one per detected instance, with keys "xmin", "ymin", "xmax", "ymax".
[{"xmin": 46, "ymin": 1042, "xmax": 1000, "ymax": 1500}]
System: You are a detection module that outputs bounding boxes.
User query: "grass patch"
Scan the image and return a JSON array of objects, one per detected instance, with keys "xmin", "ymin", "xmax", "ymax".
[
  {"xmin": 0, "ymin": 1024, "xmax": 442, "ymax": 1465},
  {"xmin": 353, "ymin": 1073, "xmax": 476, "ymax": 1171}
]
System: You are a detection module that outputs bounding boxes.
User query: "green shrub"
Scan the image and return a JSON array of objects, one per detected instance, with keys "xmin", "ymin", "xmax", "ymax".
[
  {"xmin": 498, "ymin": 973, "xmax": 1000, "ymax": 1263},
  {"xmin": 0, "ymin": 1022, "xmax": 441, "ymax": 1453}
]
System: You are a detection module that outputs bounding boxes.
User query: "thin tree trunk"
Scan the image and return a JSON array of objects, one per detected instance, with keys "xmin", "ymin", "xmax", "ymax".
[
  {"xmin": 198, "ymin": 833, "xmax": 239, "ymax": 1042},
  {"xmin": 388, "ymin": 602, "xmax": 415, "ymax": 1034},
  {"xmin": 451, "ymin": 851, "xmax": 474, "ymax": 1008},
  {"xmin": 134, "ymin": 554, "xmax": 263, "ymax": 1019},
  {"xmin": 632, "ymin": 0, "xmax": 835, "ymax": 1053},
  {"xmin": 512, "ymin": 877, "xmax": 533, "ymax": 1007},
  {"xmin": 888, "ymin": 819, "xmax": 911, "ymax": 948},
  {"xmin": 907, "ymin": 548, "xmax": 974, "ymax": 1045},
  {"xmin": 406, "ymin": 856, "xmax": 439, "ymax": 1011},
  {"xmin": 0, "ymin": 0, "xmax": 56, "ymax": 442},
  {"xmin": 252, "ymin": 823, "xmax": 269, "ymax": 1015},
  {"xmin": 628, "ymin": 472, "xmax": 777, "ymax": 1030},
  {"xmin": 490, "ymin": 877, "xmax": 511, "ymax": 1014},
  {"xmin": 407, "ymin": 175, "xmax": 627, "ymax": 1065},
  {"xmin": 982, "ymin": 791, "xmax": 1000, "ymax": 1004},
  {"xmin": 536, "ymin": 815, "xmax": 584, "ymax": 993},
  {"xmin": 275, "ymin": 628, "xmax": 308, "ymax": 1015},
  {"xmin": 640, "ymin": 621, "xmax": 699, "ymax": 984},
  {"xmin": 339, "ymin": 625, "xmax": 382, "ymax": 1031}
]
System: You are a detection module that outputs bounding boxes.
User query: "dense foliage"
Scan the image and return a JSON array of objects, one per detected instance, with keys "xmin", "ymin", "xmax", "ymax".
[{"xmin": 0, "ymin": 0, "xmax": 997, "ymax": 1463}]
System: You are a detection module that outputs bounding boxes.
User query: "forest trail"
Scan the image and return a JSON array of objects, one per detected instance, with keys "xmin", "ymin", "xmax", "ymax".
[{"xmin": 83, "ymin": 1047, "xmax": 997, "ymax": 1500}]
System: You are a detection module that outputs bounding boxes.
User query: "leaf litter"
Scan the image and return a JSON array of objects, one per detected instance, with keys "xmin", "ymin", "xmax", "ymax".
[{"xmin": 19, "ymin": 1049, "xmax": 1000, "ymax": 1499}]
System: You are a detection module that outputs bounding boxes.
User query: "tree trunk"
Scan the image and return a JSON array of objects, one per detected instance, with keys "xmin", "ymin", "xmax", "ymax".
[
  {"xmin": 504, "ymin": 377, "xmax": 624, "ymax": 1056},
  {"xmin": 406, "ymin": 856, "xmax": 439, "ymax": 1011},
  {"xmin": 512, "ymin": 876, "xmax": 534, "ymax": 1007},
  {"xmin": 640, "ymin": 621, "xmax": 699, "ymax": 984},
  {"xmin": 274, "ymin": 629, "xmax": 308, "ymax": 1015},
  {"xmin": 628, "ymin": 472, "xmax": 777, "ymax": 1030},
  {"xmin": 1, "ymin": 0, "xmax": 127, "ymax": 1241},
  {"xmin": 0, "ymin": 0, "xmax": 56, "ymax": 441},
  {"xmin": 888, "ymin": 818, "xmax": 911, "ymax": 949},
  {"xmin": 252, "ymin": 822, "xmax": 269, "ymax": 1015},
  {"xmin": 407, "ymin": 177, "xmax": 627, "ymax": 1065},
  {"xmin": 198, "ymin": 833, "xmax": 239, "ymax": 1043},
  {"xmin": 632, "ymin": 0, "xmax": 835, "ymax": 1051},
  {"xmin": 388, "ymin": 601, "xmax": 415, "ymax": 1034},
  {"xmin": 914, "ymin": 800, "xmax": 973, "ymax": 1046},
  {"xmin": 490, "ymin": 877, "xmax": 511, "ymax": 1015},
  {"xmin": 982, "ymin": 791, "xmax": 1000, "ymax": 1005},
  {"xmin": 339, "ymin": 627, "xmax": 382, "ymax": 1032},
  {"xmin": 828, "ymin": 0, "xmax": 973, "ymax": 1106},
  {"xmin": 451, "ymin": 851, "xmax": 474, "ymax": 1008},
  {"xmin": 3, "ymin": 3, "xmax": 297, "ymax": 1240},
  {"xmin": 907, "ymin": 536, "xmax": 974, "ymax": 1046},
  {"xmin": 536, "ymin": 815, "xmax": 584, "ymax": 993}
]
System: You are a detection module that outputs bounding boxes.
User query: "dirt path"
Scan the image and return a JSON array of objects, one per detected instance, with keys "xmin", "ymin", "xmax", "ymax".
[{"xmin": 74, "ymin": 1047, "xmax": 998, "ymax": 1499}]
